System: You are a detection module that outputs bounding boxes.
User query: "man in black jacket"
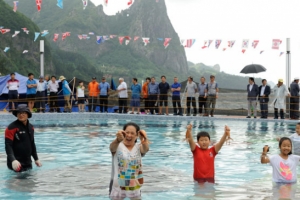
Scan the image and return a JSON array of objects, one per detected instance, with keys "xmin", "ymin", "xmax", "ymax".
[
  {"xmin": 246, "ymin": 77, "xmax": 259, "ymax": 118},
  {"xmin": 258, "ymin": 79, "xmax": 271, "ymax": 118},
  {"xmin": 290, "ymin": 77, "xmax": 300, "ymax": 119},
  {"xmin": 5, "ymin": 104, "xmax": 42, "ymax": 172}
]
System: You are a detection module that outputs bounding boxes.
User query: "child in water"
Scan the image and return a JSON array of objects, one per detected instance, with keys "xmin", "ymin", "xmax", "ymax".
[
  {"xmin": 277, "ymin": 122, "xmax": 300, "ymax": 155},
  {"xmin": 261, "ymin": 137, "xmax": 300, "ymax": 183},
  {"xmin": 185, "ymin": 124, "xmax": 232, "ymax": 183}
]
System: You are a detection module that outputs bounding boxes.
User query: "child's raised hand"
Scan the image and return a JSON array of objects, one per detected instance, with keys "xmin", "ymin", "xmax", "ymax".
[
  {"xmin": 186, "ymin": 124, "xmax": 193, "ymax": 131},
  {"xmin": 224, "ymin": 125, "xmax": 233, "ymax": 145},
  {"xmin": 263, "ymin": 145, "xmax": 269, "ymax": 153}
]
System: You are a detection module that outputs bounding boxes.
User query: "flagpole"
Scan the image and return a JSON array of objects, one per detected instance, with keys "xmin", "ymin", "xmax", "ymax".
[
  {"xmin": 40, "ymin": 40, "xmax": 44, "ymax": 76},
  {"xmin": 286, "ymin": 38, "xmax": 291, "ymax": 118}
]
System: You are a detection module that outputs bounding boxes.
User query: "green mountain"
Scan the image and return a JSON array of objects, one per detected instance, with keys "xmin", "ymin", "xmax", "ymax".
[
  {"xmin": 188, "ymin": 63, "xmax": 262, "ymax": 90},
  {"xmin": 6, "ymin": 0, "xmax": 188, "ymax": 81},
  {"xmin": 0, "ymin": 0, "xmax": 102, "ymax": 80}
]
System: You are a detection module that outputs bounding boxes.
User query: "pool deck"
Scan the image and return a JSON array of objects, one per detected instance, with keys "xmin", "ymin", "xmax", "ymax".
[{"xmin": 0, "ymin": 111, "xmax": 299, "ymax": 123}]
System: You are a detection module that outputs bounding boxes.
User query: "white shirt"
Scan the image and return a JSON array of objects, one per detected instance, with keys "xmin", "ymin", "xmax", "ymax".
[
  {"xmin": 249, "ymin": 83, "xmax": 253, "ymax": 92},
  {"xmin": 289, "ymin": 133, "xmax": 300, "ymax": 155},
  {"xmin": 77, "ymin": 86, "xmax": 85, "ymax": 98},
  {"xmin": 269, "ymin": 154, "xmax": 300, "ymax": 183},
  {"xmin": 37, "ymin": 81, "xmax": 47, "ymax": 92},
  {"xmin": 260, "ymin": 85, "xmax": 266, "ymax": 96},
  {"xmin": 117, "ymin": 82, "xmax": 128, "ymax": 98},
  {"xmin": 48, "ymin": 81, "xmax": 59, "ymax": 92}
]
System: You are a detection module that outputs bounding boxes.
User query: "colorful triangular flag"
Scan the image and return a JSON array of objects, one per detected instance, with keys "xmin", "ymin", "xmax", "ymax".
[
  {"xmin": 57, "ymin": 0, "xmax": 63, "ymax": 9},
  {"xmin": 103, "ymin": 0, "xmax": 108, "ymax": 6},
  {"xmin": 279, "ymin": 52, "xmax": 284, "ymax": 56},
  {"xmin": 184, "ymin": 39, "xmax": 196, "ymax": 48},
  {"xmin": 242, "ymin": 49, "xmax": 246, "ymax": 54},
  {"xmin": 53, "ymin": 33, "xmax": 59, "ymax": 42},
  {"xmin": 134, "ymin": 36, "xmax": 139, "ymax": 41},
  {"xmin": 272, "ymin": 39, "xmax": 282, "ymax": 50},
  {"xmin": 13, "ymin": 1, "xmax": 19, "ymax": 12},
  {"xmin": 83, "ymin": 0, "xmax": 88, "ymax": 9},
  {"xmin": 142, "ymin": 37, "xmax": 150, "ymax": 46},
  {"xmin": 252, "ymin": 40, "xmax": 259, "ymax": 48},
  {"xmin": 4, "ymin": 47, "xmax": 10, "ymax": 52},
  {"xmin": 41, "ymin": 30, "xmax": 49, "ymax": 37},
  {"xmin": 228, "ymin": 40, "xmax": 235, "ymax": 48},
  {"xmin": 96, "ymin": 36, "xmax": 103, "ymax": 44},
  {"xmin": 1, "ymin": 29, "xmax": 10, "ymax": 34},
  {"xmin": 128, "ymin": 0, "xmax": 133, "ymax": 6},
  {"xmin": 242, "ymin": 39, "xmax": 249, "ymax": 48},
  {"xmin": 119, "ymin": 36, "xmax": 125, "ymax": 45},
  {"xmin": 36, "ymin": 0, "xmax": 42, "ymax": 12},
  {"xmin": 34, "ymin": 32, "xmax": 40, "ymax": 42},
  {"xmin": 215, "ymin": 40, "xmax": 221, "ymax": 49},
  {"xmin": 164, "ymin": 38, "xmax": 171, "ymax": 49},
  {"xmin": 23, "ymin": 50, "xmax": 28, "ymax": 54},
  {"xmin": 12, "ymin": 31, "xmax": 20, "ymax": 38},
  {"xmin": 260, "ymin": 50, "xmax": 264, "ymax": 54},
  {"xmin": 62, "ymin": 32, "xmax": 70, "ymax": 41}
]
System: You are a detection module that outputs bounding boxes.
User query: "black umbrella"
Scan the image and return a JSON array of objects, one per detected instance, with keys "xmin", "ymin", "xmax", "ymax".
[{"xmin": 240, "ymin": 64, "xmax": 267, "ymax": 74}]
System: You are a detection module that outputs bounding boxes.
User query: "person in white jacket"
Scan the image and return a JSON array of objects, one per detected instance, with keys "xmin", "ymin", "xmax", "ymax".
[{"xmin": 271, "ymin": 79, "xmax": 291, "ymax": 119}]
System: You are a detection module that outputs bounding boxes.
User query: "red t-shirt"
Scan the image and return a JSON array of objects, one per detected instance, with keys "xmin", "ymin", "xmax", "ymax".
[{"xmin": 192, "ymin": 145, "xmax": 217, "ymax": 180}]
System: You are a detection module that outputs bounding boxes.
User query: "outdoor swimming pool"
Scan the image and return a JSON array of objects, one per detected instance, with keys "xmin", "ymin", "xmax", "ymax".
[{"xmin": 0, "ymin": 115, "xmax": 300, "ymax": 199}]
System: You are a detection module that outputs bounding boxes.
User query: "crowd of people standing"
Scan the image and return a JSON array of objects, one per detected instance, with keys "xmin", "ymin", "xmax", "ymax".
[{"xmin": 5, "ymin": 72, "xmax": 300, "ymax": 119}]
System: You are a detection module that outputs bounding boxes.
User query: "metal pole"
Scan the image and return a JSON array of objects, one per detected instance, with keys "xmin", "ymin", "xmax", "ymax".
[
  {"xmin": 40, "ymin": 40, "xmax": 44, "ymax": 76},
  {"xmin": 286, "ymin": 38, "xmax": 291, "ymax": 118}
]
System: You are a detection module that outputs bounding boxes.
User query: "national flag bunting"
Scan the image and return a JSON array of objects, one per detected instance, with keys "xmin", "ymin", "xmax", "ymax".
[
  {"xmin": 62, "ymin": 32, "xmax": 70, "ymax": 41},
  {"xmin": 184, "ymin": 39, "xmax": 196, "ymax": 48},
  {"xmin": 119, "ymin": 36, "xmax": 125, "ymax": 45},
  {"xmin": 242, "ymin": 39, "xmax": 249, "ymax": 48},
  {"xmin": 13, "ymin": 1, "xmax": 19, "ymax": 12},
  {"xmin": 83, "ymin": 0, "xmax": 88, "ymax": 9},
  {"xmin": 36, "ymin": 0, "xmax": 42, "ymax": 12},
  {"xmin": 272, "ymin": 39, "xmax": 282, "ymax": 50},
  {"xmin": 215, "ymin": 40, "xmax": 221, "ymax": 49},
  {"xmin": 142, "ymin": 37, "xmax": 150, "ymax": 46},
  {"xmin": 164, "ymin": 38, "xmax": 171, "ymax": 48},
  {"xmin": 252, "ymin": 40, "xmax": 259, "ymax": 48},
  {"xmin": 53, "ymin": 33, "xmax": 59, "ymax": 42},
  {"xmin": 96, "ymin": 36, "xmax": 103, "ymax": 44},
  {"xmin": 228, "ymin": 40, "xmax": 235, "ymax": 48}
]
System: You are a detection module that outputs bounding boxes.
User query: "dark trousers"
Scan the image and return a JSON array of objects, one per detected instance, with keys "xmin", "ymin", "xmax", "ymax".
[
  {"xmin": 143, "ymin": 98, "xmax": 150, "ymax": 111},
  {"xmin": 205, "ymin": 95, "xmax": 217, "ymax": 115},
  {"xmin": 50, "ymin": 92, "xmax": 60, "ymax": 112},
  {"xmin": 198, "ymin": 96, "xmax": 206, "ymax": 114},
  {"xmin": 99, "ymin": 95, "xmax": 108, "ymax": 112},
  {"xmin": 149, "ymin": 94, "xmax": 158, "ymax": 114},
  {"xmin": 259, "ymin": 98, "xmax": 268, "ymax": 118},
  {"xmin": 290, "ymin": 97, "xmax": 300, "ymax": 119},
  {"xmin": 8, "ymin": 90, "xmax": 18, "ymax": 110},
  {"xmin": 88, "ymin": 96, "xmax": 97, "ymax": 112},
  {"xmin": 172, "ymin": 95, "xmax": 182, "ymax": 114},
  {"xmin": 186, "ymin": 97, "xmax": 197, "ymax": 114},
  {"xmin": 36, "ymin": 91, "xmax": 46, "ymax": 112},
  {"xmin": 118, "ymin": 98, "xmax": 128, "ymax": 113}
]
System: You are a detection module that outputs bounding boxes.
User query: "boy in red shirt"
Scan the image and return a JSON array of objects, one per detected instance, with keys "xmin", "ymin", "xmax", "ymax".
[{"xmin": 186, "ymin": 124, "xmax": 232, "ymax": 183}]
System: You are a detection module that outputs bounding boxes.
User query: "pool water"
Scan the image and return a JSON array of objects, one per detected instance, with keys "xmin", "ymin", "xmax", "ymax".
[{"xmin": 0, "ymin": 119, "xmax": 300, "ymax": 200}]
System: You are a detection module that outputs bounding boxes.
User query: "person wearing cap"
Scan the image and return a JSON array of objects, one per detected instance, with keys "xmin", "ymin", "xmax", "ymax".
[
  {"xmin": 246, "ymin": 77, "xmax": 259, "ymax": 119},
  {"xmin": 290, "ymin": 77, "xmax": 300, "ymax": 120},
  {"xmin": 185, "ymin": 76, "xmax": 197, "ymax": 116},
  {"xmin": 88, "ymin": 77, "xmax": 99, "ymax": 112},
  {"xmin": 117, "ymin": 78, "xmax": 128, "ymax": 114},
  {"xmin": 204, "ymin": 75, "xmax": 219, "ymax": 117},
  {"xmin": 60, "ymin": 76, "xmax": 73, "ymax": 113},
  {"xmin": 258, "ymin": 79, "xmax": 271, "ymax": 119},
  {"xmin": 36, "ymin": 76, "xmax": 47, "ymax": 113},
  {"xmin": 6, "ymin": 72, "xmax": 19, "ymax": 112},
  {"xmin": 26, "ymin": 73, "xmax": 37, "ymax": 112},
  {"xmin": 98, "ymin": 77, "xmax": 110, "ymax": 113},
  {"xmin": 271, "ymin": 79, "xmax": 291, "ymax": 119},
  {"xmin": 4, "ymin": 104, "xmax": 42, "ymax": 172}
]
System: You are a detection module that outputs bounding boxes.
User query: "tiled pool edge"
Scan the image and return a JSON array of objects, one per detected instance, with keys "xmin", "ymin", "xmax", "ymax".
[{"xmin": 0, "ymin": 113, "xmax": 299, "ymax": 124}]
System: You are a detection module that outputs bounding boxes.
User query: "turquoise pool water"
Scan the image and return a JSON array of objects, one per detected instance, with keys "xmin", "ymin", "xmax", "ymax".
[{"xmin": 0, "ymin": 119, "xmax": 300, "ymax": 199}]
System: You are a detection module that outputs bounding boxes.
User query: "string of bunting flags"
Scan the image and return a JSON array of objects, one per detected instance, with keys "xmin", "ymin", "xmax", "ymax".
[
  {"xmin": 9, "ymin": 0, "xmax": 160, "ymax": 12},
  {"xmin": 0, "ymin": 26, "xmax": 286, "ymax": 56}
]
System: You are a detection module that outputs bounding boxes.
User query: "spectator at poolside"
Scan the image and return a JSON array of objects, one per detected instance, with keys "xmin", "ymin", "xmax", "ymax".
[
  {"xmin": 48, "ymin": 76, "xmax": 60, "ymax": 113},
  {"xmin": 88, "ymin": 77, "xmax": 99, "ymax": 112},
  {"xmin": 185, "ymin": 76, "xmax": 197, "ymax": 116},
  {"xmin": 36, "ymin": 76, "xmax": 47, "ymax": 113},
  {"xmin": 117, "ymin": 78, "xmax": 128, "ymax": 114},
  {"xmin": 198, "ymin": 77, "xmax": 207, "ymax": 116},
  {"xmin": 77, "ymin": 81, "xmax": 86, "ymax": 112},
  {"xmin": 271, "ymin": 79, "xmax": 290, "ymax": 119},
  {"xmin": 142, "ymin": 77, "xmax": 151, "ymax": 114},
  {"xmin": 6, "ymin": 73, "xmax": 19, "ymax": 112},
  {"xmin": 290, "ymin": 77, "xmax": 300, "ymax": 120},
  {"xmin": 258, "ymin": 79, "xmax": 271, "ymax": 119},
  {"xmin": 26, "ymin": 73, "xmax": 37, "ymax": 112},
  {"xmin": 171, "ymin": 77, "xmax": 182, "ymax": 116},
  {"xmin": 246, "ymin": 77, "xmax": 259, "ymax": 118},
  {"xmin": 130, "ymin": 78, "xmax": 142, "ymax": 114},
  {"xmin": 158, "ymin": 75, "xmax": 170, "ymax": 115},
  {"xmin": 60, "ymin": 76, "xmax": 72, "ymax": 113},
  {"xmin": 204, "ymin": 75, "xmax": 219, "ymax": 117},
  {"xmin": 98, "ymin": 77, "xmax": 110, "ymax": 113},
  {"xmin": 148, "ymin": 77, "xmax": 159, "ymax": 115}
]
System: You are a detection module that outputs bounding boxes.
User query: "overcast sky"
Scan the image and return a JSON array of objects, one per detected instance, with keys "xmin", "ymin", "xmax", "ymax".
[{"xmin": 91, "ymin": 0, "xmax": 300, "ymax": 84}]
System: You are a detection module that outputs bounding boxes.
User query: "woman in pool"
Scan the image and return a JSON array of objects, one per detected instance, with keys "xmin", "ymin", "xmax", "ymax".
[
  {"xmin": 261, "ymin": 137, "xmax": 300, "ymax": 183},
  {"xmin": 109, "ymin": 122, "xmax": 149, "ymax": 199}
]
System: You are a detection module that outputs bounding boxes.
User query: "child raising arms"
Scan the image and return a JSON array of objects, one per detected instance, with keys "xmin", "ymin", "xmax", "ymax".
[
  {"xmin": 186, "ymin": 124, "xmax": 231, "ymax": 183},
  {"xmin": 261, "ymin": 137, "xmax": 300, "ymax": 183}
]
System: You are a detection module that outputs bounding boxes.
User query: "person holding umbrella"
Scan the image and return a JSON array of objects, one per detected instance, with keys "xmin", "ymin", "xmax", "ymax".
[{"xmin": 271, "ymin": 79, "xmax": 291, "ymax": 119}]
